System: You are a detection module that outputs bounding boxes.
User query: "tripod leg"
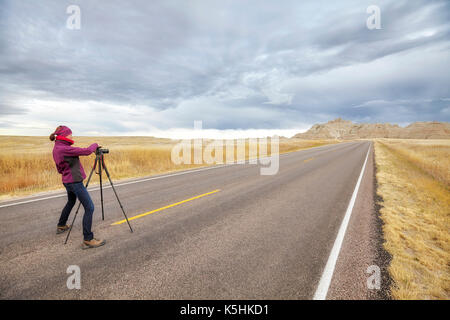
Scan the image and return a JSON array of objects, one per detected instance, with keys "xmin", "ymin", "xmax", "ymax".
[
  {"xmin": 102, "ymin": 158, "xmax": 133, "ymax": 233},
  {"xmin": 99, "ymin": 155, "xmax": 105, "ymax": 221},
  {"xmin": 65, "ymin": 155, "xmax": 98, "ymax": 244}
]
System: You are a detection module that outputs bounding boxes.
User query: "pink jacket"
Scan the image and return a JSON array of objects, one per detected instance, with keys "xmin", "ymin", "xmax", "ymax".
[{"xmin": 52, "ymin": 138, "xmax": 98, "ymax": 184}]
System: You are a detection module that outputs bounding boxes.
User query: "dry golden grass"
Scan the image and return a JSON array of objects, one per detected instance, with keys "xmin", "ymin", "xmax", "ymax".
[
  {"xmin": 374, "ymin": 139, "xmax": 450, "ymax": 300},
  {"xmin": 0, "ymin": 136, "xmax": 339, "ymax": 199},
  {"xmin": 0, "ymin": 136, "xmax": 183, "ymax": 199}
]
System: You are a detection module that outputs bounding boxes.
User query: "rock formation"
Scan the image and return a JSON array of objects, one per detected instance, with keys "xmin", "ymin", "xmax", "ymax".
[{"xmin": 293, "ymin": 118, "xmax": 450, "ymax": 139}]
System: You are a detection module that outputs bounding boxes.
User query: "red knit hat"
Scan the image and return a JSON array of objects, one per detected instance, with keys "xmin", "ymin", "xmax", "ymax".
[{"xmin": 55, "ymin": 125, "xmax": 72, "ymax": 137}]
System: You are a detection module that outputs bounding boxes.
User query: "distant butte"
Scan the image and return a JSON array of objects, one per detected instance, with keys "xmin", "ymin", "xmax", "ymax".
[{"xmin": 292, "ymin": 118, "xmax": 450, "ymax": 139}]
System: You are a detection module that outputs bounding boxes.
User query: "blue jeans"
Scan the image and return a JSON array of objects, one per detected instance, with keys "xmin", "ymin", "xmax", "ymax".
[{"xmin": 58, "ymin": 182, "xmax": 94, "ymax": 241}]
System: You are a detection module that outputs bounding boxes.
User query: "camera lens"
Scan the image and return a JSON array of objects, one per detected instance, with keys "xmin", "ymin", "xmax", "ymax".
[{"xmin": 96, "ymin": 148, "xmax": 109, "ymax": 154}]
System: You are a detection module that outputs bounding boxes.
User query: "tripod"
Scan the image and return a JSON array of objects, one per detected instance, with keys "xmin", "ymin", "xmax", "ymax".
[{"xmin": 64, "ymin": 149, "xmax": 133, "ymax": 244}]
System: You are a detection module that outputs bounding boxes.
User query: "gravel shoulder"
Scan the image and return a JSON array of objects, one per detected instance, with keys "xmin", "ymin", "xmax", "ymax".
[{"xmin": 327, "ymin": 142, "xmax": 392, "ymax": 299}]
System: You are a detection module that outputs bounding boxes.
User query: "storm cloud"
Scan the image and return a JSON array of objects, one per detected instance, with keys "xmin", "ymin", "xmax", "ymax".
[{"xmin": 0, "ymin": 0, "xmax": 449, "ymax": 136}]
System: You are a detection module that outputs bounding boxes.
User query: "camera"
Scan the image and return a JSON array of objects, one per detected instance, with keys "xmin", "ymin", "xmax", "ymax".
[{"xmin": 96, "ymin": 147, "xmax": 109, "ymax": 155}]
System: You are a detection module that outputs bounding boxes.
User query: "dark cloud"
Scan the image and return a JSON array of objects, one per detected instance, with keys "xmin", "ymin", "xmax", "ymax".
[{"xmin": 0, "ymin": 0, "xmax": 449, "ymax": 135}]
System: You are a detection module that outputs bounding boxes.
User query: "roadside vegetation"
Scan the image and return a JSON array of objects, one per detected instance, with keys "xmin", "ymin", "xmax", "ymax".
[
  {"xmin": 0, "ymin": 136, "xmax": 339, "ymax": 199},
  {"xmin": 374, "ymin": 139, "xmax": 450, "ymax": 299}
]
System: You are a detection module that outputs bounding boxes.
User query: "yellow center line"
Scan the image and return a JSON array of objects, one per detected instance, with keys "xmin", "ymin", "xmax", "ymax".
[
  {"xmin": 303, "ymin": 157, "xmax": 315, "ymax": 163},
  {"xmin": 111, "ymin": 189, "xmax": 221, "ymax": 225}
]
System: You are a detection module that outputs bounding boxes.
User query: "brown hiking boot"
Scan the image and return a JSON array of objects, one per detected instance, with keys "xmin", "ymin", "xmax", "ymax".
[
  {"xmin": 82, "ymin": 238, "xmax": 106, "ymax": 250},
  {"xmin": 56, "ymin": 225, "xmax": 70, "ymax": 234}
]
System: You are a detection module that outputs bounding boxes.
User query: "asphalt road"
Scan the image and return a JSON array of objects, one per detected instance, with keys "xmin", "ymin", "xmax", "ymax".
[{"xmin": 0, "ymin": 141, "xmax": 372, "ymax": 299}]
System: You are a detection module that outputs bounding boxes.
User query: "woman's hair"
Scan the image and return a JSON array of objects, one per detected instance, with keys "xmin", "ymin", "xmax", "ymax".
[{"xmin": 49, "ymin": 126, "xmax": 62, "ymax": 141}]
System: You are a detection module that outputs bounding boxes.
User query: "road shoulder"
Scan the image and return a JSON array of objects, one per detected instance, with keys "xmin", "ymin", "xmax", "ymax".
[{"xmin": 327, "ymin": 143, "xmax": 392, "ymax": 299}]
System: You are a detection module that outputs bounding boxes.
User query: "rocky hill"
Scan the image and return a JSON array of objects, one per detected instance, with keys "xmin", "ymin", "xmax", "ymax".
[{"xmin": 293, "ymin": 118, "xmax": 450, "ymax": 139}]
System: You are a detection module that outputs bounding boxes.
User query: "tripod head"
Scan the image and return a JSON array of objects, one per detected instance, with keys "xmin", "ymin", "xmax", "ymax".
[{"xmin": 96, "ymin": 147, "xmax": 109, "ymax": 155}]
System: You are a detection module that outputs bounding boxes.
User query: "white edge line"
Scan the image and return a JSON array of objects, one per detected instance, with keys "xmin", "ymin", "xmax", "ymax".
[
  {"xmin": 313, "ymin": 142, "xmax": 371, "ymax": 300},
  {"xmin": 0, "ymin": 141, "xmax": 356, "ymax": 209}
]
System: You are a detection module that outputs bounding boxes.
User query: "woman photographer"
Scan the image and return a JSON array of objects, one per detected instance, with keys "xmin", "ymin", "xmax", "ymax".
[{"xmin": 50, "ymin": 125, "xmax": 106, "ymax": 249}]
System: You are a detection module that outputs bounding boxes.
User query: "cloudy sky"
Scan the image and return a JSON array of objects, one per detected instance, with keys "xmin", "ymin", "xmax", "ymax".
[{"xmin": 0, "ymin": 0, "xmax": 449, "ymax": 138}]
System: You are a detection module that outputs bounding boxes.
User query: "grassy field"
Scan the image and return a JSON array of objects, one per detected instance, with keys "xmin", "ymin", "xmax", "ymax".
[
  {"xmin": 0, "ymin": 136, "xmax": 339, "ymax": 200},
  {"xmin": 374, "ymin": 139, "xmax": 450, "ymax": 299}
]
